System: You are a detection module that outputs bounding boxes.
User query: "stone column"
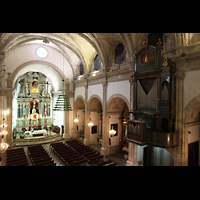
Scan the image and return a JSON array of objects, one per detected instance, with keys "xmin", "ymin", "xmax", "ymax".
[
  {"xmin": 129, "ymin": 76, "xmax": 134, "ymax": 120},
  {"xmin": 64, "ymin": 110, "xmax": 70, "ymax": 139},
  {"xmin": 101, "ymin": 82, "xmax": 110, "ymax": 156},
  {"xmin": 83, "ymin": 85, "xmax": 90, "ymax": 145},
  {"xmin": 73, "ymin": 107, "xmax": 78, "ymax": 138},
  {"xmin": 5, "ymin": 88, "xmax": 15, "ymax": 147},
  {"xmin": 175, "ymin": 70, "xmax": 186, "ymax": 166},
  {"xmin": 126, "ymin": 142, "xmax": 137, "ymax": 166}
]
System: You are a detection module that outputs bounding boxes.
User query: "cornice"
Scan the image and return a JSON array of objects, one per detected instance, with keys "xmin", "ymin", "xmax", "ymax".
[
  {"xmin": 74, "ymin": 66, "xmax": 134, "ymax": 87},
  {"xmin": 0, "ymin": 88, "xmax": 15, "ymax": 97}
]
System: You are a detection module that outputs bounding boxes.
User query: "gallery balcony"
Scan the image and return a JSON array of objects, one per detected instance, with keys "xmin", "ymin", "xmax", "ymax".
[{"xmin": 127, "ymin": 120, "xmax": 179, "ymax": 148}]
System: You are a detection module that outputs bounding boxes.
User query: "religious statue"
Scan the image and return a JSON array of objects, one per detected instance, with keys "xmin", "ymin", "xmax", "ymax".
[
  {"xmin": 25, "ymin": 83, "xmax": 30, "ymax": 96},
  {"xmin": 144, "ymin": 54, "xmax": 148, "ymax": 63},
  {"xmin": 30, "ymin": 98, "xmax": 39, "ymax": 114}
]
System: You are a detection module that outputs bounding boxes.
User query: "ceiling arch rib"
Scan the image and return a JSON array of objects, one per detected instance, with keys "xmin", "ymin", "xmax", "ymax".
[{"xmin": 1, "ymin": 33, "xmax": 95, "ymax": 74}]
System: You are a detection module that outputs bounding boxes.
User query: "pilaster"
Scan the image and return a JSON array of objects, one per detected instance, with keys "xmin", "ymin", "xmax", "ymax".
[
  {"xmin": 126, "ymin": 142, "xmax": 138, "ymax": 166},
  {"xmin": 100, "ymin": 82, "xmax": 110, "ymax": 156},
  {"xmin": 83, "ymin": 84, "xmax": 90, "ymax": 145},
  {"xmin": 175, "ymin": 70, "xmax": 186, "ymax": 165}
]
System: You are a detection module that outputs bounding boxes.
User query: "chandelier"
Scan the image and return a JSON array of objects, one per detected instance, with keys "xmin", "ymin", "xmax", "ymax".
[
  {"xmin": 0, "ymin": 131, "xmax": 9, "ymax": 153},
  {"xmin": 74, "ymin": 115, "xmax": 79, "ymax": 123},
  {"xmin": 88, "ymin": 118, "xmax": 93, "ymax": 127},
  {"xmin": 53, "ymin": 94, "xmax": 73, "ymax": 111},
  {"xmin": 109, "ymin": 125, "xmax": 116, "ymax": 137}
]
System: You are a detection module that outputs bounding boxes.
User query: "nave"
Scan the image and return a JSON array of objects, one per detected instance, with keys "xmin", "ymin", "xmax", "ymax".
[{"xmin": 2, "ymin": 139, "xmax": 127, "ymax": 166}]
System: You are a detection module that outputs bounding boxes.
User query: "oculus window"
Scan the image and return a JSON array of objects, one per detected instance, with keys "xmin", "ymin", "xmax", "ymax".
[{"xmin": 36, "ymin": 47, "xmax": 48, "ymax": 59}]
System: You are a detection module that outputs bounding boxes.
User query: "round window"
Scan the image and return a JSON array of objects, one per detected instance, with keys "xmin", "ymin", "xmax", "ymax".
[{"xmin": 36, "ymin": 47, "xmax": 48, "ymax": 59}]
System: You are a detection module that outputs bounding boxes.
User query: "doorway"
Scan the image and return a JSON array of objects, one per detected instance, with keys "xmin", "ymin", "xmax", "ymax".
[{"xmin": 188, "ymin": 141, "xmax": 199, "ymax": 166}]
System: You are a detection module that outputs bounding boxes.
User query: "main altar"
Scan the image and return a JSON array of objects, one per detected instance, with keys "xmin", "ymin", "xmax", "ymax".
[{"xmin": 15, "ymin": 72, "xmax": 52, "ymax": 132}]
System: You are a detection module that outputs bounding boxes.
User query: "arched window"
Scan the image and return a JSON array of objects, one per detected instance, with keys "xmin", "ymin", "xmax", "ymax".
[
  {"xmin": 80, "ymin": 63, "xmax": 84, "ymax": 75},
  {"xmin": 94, "ymin": 54, "xmax": 100, "ymax": 71},
  {"xmin": 115, "ymin": 43, "xmax": 125, "ymax": 64}
]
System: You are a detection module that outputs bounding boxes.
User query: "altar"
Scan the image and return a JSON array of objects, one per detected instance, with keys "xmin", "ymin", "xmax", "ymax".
[
  {"xmin": 15, "ymin": 72, "xmax": 52, "ymax": 132},
  {"xmin": 29, "ymin": 130, "xmax": 47, "ymax": 137}
]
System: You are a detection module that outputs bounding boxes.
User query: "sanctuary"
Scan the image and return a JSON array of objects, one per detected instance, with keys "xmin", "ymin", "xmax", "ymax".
[{"xmin": 15, "ymin": 72, "xmax": 51, "ymax": 132}]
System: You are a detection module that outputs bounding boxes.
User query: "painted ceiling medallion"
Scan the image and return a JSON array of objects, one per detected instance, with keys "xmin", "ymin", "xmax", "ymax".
[{"xmin": 140, "ymin": 52, "xmax": 153, "ymax": 65}]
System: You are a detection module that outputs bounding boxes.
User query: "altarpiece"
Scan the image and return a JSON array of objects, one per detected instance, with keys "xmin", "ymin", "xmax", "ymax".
[{"xmin": 16, "ymin": 72, "xmax": 52, "ymax": 132}]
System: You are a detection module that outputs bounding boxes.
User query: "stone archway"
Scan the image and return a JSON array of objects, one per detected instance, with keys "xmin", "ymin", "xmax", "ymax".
[
  {"xmin": 107, "ymin": 96, "xmax": 129, "ymax": 154},
  {"xmin": 86, "ymin": 96, "xmax": 103, "ymax": 145}
]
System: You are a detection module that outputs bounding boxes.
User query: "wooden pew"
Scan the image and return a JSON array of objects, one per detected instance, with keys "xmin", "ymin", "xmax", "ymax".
[
  {"xmin": 94, "ymin": 160, "xmax": 112, "ymax": 166},
  {"xmin": 28, "ymin": 145, "xmax": 55, "ymax": 166},
  {"xmin": 105, "ymin": 162, "xmax": 117, "ymax": 166},
  {"xmin": 69, "ymin": 158, "xmax": 88, "ymax": 166},
  {"xmin": 6, "ymin": 148, "xmax": 29, "ymax": 166},
  {"xmin": 88, "ymin": 155, "xmax": 104, "ymax": 161}
]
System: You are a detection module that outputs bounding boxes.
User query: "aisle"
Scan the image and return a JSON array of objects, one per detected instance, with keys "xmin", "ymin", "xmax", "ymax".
[{"xmin": 43, "ymin": 143, "xmax": 66, "ymax": 166}]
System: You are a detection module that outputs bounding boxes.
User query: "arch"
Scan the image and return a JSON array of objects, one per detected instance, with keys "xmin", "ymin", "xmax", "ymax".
[
  {"xmin": 88, "ymin": 95, "xmax": 103, "ymax": 111},
  {"xmin": 184, "ymin": 94, "xmax": 200, "ymax": 123},
  {"xmin": 107, "ymin": 94, "xmax": 130, "ymax": 112},
  {"xmin": 74, "ymin": 95, "xmax": 85, "ymax": 110},
  {"xmin": 11, "ymin": 60, "xmax": 67, "ymax": 91}
]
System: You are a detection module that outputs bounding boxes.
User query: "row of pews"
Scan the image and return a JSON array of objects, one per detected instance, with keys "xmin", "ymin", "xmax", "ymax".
[
  {"xmin": 50, "ymin": 142, "xmax": 87, "ymax": 166},
  {"xmin": 6, "ymin": 148, "xmax": 29, "ymax": 166},
  {"xmin": 50, "ymin": 140, "xmax": 117, "ymax": 166},
  {"xmin": 27, "ymin": 145, "xmax": 56, "ymax": 166}
]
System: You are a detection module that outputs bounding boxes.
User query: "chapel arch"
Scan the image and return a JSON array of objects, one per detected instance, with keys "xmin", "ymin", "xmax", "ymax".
[
  {"xmin": 87, "ymin": 96, "xmax": 103, "ymax": 145},
  {"xmin": 107, "ymin": 95, "xmax": 130, "ymax": 150}
]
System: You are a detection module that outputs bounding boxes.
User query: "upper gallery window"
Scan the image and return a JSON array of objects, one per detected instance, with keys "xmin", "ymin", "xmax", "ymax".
[
  {"xmin": 36, "ymin": 47, "xmax": 48, "ymax": 59},
  {"xmin": 115, "ymin": 43, "xmax": 125, "ymax": 64},
  {"xmin": 80, "ymin": 63, "xmax": 84, "ymax": 75},
  {"xmin": 94, "ymin": 54, "xmax": 100, "ymax": 71}
]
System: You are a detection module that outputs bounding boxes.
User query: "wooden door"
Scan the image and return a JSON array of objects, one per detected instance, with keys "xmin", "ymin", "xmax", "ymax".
[{"xmin": 188, "ymin": 141, "xmax": 199, "ymax": 166}]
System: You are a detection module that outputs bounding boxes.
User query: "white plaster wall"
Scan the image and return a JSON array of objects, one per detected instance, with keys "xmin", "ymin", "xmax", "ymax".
[
  {"xmin": 69, "ymin": 97, "xmax": 74, "ymax": 137},
  {"xmin": 107, "ymin": 80, "xmax": 130, "ymax": 103},
  {"xmin": 75, "ymin": 86, "xmax": 85, "ymax": 101},
  {"xmin": 188, "ymin": 124, "xmax": 200, "ymax": 144},
  {"xmin": 90, "ymin": 112, "xmax": 99, "ymax": 144},
  {"xmin": 77, "ymin": 110, "xmax": 85, "ymax": 133},
  {"xmin": 88, "ymin": 84, "xmax": 103, "ymax": 102},
  {"xmin": 184, "ymin": 70, "xmax": 200, "ymax": 108},
  {"xmin": 2, "ymin": 44, "xmax": 74, "ymax": 90}
]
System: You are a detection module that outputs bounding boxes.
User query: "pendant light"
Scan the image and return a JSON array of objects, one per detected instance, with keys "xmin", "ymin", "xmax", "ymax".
[
  {"xmin": 109, "ymin": 125, "xmax": 116, "ymax": 137},
  {"xmin": 53, "ymin": 34, "xmax": 73, "ymax": 112}
]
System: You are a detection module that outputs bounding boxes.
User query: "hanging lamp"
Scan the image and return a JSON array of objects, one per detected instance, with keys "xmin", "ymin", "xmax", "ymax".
[
  {"xmin": 109, "ymin": 125, "xmax": 116, "ymax": 137},
  {"xmin": 53, "ymin": 34, "xmax": 73, "ymax": 112}
]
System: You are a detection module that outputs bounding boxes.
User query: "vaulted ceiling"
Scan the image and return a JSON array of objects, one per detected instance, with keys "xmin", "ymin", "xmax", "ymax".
[
  {"xmin": 1, "ymin": 33, "xmax": 196, "ymax": 78},
  {"xmin": 0, "ymin": 33, "xmax": 144, "ymax": 75}
]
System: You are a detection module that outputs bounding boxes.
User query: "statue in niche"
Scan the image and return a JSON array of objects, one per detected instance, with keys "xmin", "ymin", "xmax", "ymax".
[
  {"xmin": 25, "ymin": 83, "xmax": 30, "ymax": 96},
  {"xmin": 41, "ymin": 85, "xmax": 46, "ymax": 97},
  {"xmin": 30, "ymin": 98, "xmax": 39, "ymax": 114}
]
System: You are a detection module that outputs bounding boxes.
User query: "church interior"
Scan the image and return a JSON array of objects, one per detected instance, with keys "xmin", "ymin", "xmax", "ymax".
[{"xmin": 0, "ymin": 33, "xmax": 200, "ymax": 166}]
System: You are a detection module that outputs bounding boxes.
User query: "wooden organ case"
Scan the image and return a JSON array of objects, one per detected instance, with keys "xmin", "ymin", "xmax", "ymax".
[{"xmin": 127, "ymin": 41, "xmax": 178, "ymax": 148}]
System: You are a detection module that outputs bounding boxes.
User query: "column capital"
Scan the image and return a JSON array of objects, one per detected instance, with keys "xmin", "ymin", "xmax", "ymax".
[{"xmin": 175, "ymin": 70, "xmax": 186, "ymax": 80}]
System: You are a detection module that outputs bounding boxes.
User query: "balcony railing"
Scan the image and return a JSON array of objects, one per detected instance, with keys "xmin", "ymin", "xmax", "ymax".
[{"xmin": 127, "ymin": 120, "xmax": 178, "ymax": 148}]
